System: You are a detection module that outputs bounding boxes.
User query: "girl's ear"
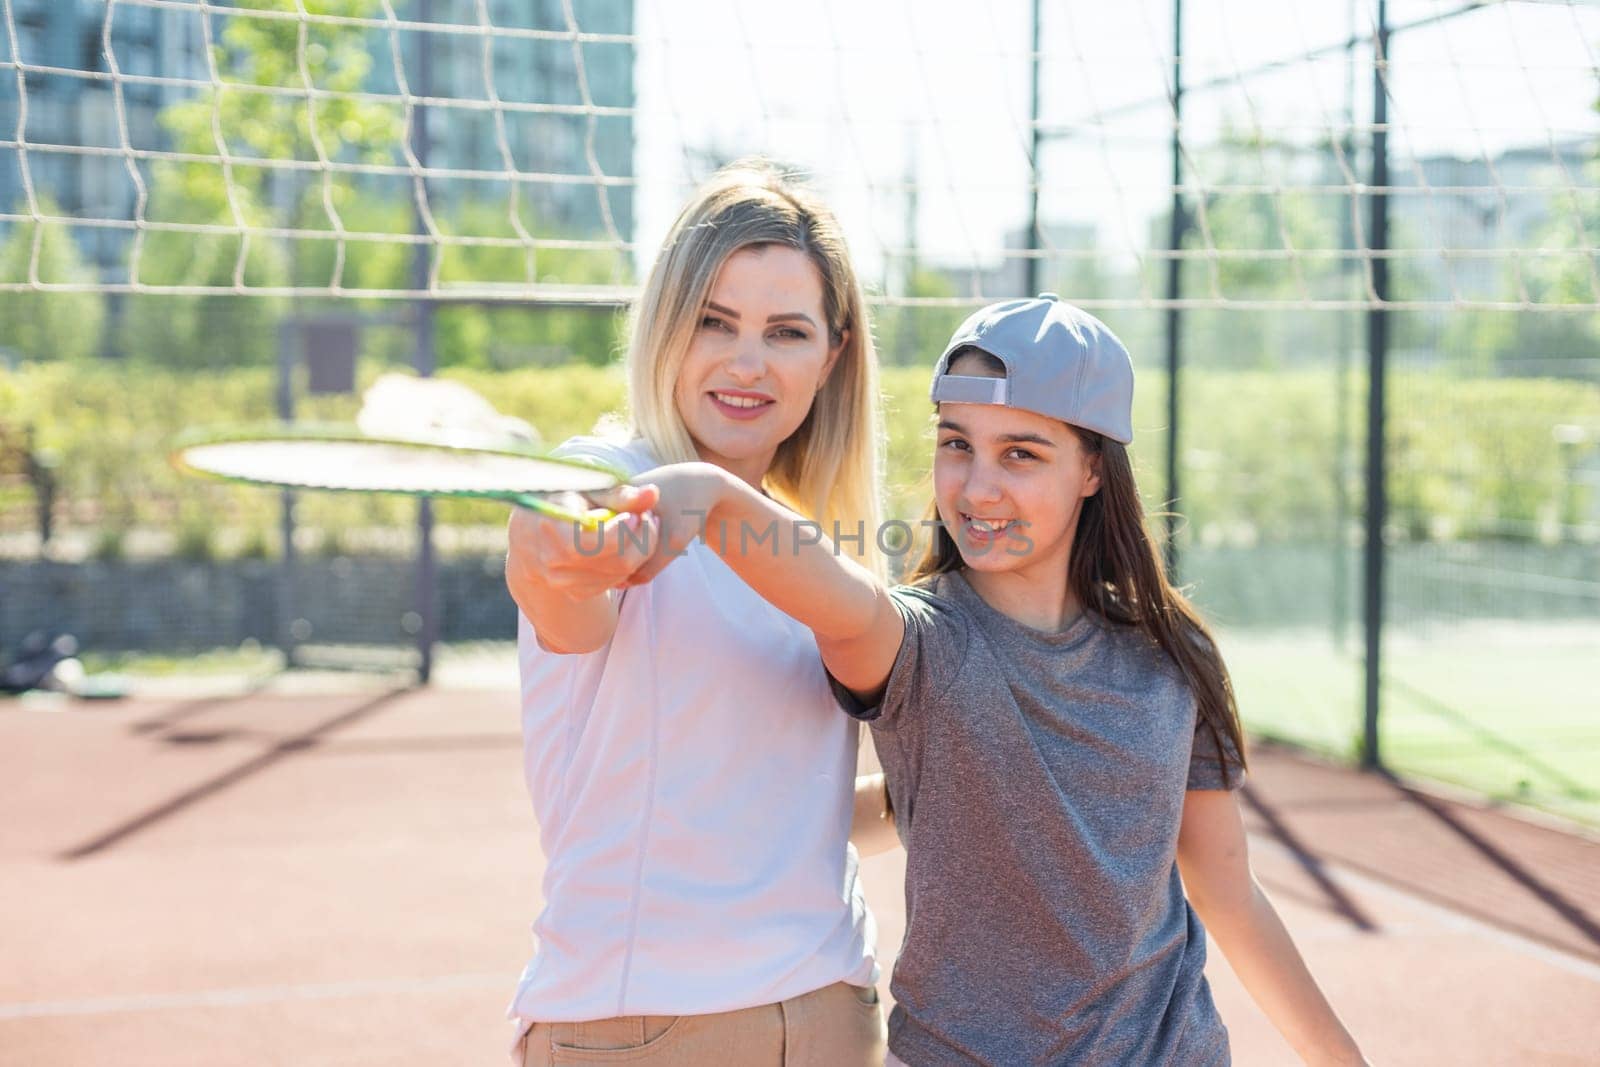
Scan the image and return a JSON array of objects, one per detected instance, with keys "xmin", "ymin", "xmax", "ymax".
[
  {"xmin": 1082, "ymin": 451, "xmax": 1103, "ymax": 498},
  {"xmin": 818, "ymin": 326, "xmax": 849, "ymax": 392}
]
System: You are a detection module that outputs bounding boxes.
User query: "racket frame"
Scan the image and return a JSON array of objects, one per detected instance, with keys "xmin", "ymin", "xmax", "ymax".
[{"xmin": 171, "ymin": 423, "xmax": 625, "ymax": 527}]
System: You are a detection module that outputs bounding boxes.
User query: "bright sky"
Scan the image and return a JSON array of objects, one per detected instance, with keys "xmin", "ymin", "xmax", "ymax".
[{"xmin": 629, "ymin": 0, "xmax": 1600, "ymax": 285}]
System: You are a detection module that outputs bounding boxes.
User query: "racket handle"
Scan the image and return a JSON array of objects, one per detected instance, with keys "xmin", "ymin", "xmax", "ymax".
[{"xmin": 514, "ymin": 495, "xmax": 615, "ymax": 530}]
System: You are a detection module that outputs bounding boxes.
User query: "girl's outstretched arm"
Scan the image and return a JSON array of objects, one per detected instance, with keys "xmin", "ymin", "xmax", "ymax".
[
  {"xmin": 1177, "ymin": 790, "xmax": 1370, "ymax": 1067},
  {"xmin": 628, "ymin": 462, "xmax": 905, "ymax": 700}
]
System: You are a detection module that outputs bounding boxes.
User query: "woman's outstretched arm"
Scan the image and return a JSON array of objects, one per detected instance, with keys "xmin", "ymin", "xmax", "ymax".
[{"xmin": 1177, "ymin": 789, "xmax": 1370, "ymax": 1067}]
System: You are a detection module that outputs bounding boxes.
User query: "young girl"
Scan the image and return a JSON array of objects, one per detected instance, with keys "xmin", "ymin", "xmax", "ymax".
[
  {"xmin": 623, "ymin": 295, "xmax": 1370, "ymax": 1066},
  {"xmin": 503, "ymin": 161, "xmax": 889, "ymax": 1065}
]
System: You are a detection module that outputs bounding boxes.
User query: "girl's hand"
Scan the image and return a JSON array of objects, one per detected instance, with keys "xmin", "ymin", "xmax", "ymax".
[
  {"xmin": 623, "ymin": 462, "xmax": 737, "ymax": 586},
  {"xmin": 506, "ymin": 484, "xmax": 660, "ymax": 603}
]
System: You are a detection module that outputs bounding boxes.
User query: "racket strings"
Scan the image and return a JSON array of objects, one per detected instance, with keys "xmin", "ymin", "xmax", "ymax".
[{"xmin": 179, "ymin": 439, "xmax": 619, "ymax": 496}]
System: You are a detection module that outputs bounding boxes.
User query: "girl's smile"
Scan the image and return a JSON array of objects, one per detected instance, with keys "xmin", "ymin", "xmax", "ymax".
[{"xmin": 955, "ymin": 512, "xmax": 1023, "ymax": 550}]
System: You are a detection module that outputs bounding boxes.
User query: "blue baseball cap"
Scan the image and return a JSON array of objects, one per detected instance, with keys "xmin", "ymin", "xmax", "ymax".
[{"xmin": 929, "ymin": 293, "xmax": 1135, "ymax": 445}]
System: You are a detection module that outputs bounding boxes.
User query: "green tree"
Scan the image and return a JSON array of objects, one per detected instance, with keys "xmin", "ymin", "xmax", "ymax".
[
  {"xmin": 120, "ymin": 220, "xmax": 290, "ymax": 369},
  {"xmin": 121, "ymin": 0, "xmax": 404, "ymax": 367},
  {"xmin": 0, "ymin": 200, "xmax": 107, "ymax": 362},
  {"xmin": 1169, "ymin": 127, "xmax": 1344, "ymax": 370},
  {"xmin": 874, "ymin": 268, "xmax": 973, "ymax": 368},
  {"xmin": 1158, "ymin": 125, "xmax": 1430, "ymax": 370},
  {"xmin": 117, "ymin": 0, "xmax": 634, "ymax": 372},
  {"xmin": 431, "ymin": 200, "xmax": 631, "ymax": 370},
  {"xmin": 156, "ymin": 0, "xmax": 403, "ymax": 223},
  {"xmin": 1440, "ymin": 149, "xmax": 1600, "ymax": 378}
]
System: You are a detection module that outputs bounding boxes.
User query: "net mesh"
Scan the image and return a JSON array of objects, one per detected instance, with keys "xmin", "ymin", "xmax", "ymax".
[{"xmin": 0, "ymin": 0, "xmax": 1594, "ymax": 310}]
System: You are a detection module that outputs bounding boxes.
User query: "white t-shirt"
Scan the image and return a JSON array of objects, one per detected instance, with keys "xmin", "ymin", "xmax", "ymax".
[{"xmin": 509, "ymin": 436, "xmax": 877, "ymax": 1025}]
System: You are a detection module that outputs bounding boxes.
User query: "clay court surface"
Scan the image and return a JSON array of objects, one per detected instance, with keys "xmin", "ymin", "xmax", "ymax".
[{"xmin": 3, "ymin": 676, "xmax": 1597, "ymax": 1066}]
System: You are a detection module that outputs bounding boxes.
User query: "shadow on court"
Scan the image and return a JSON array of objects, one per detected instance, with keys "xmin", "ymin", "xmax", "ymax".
[
  {"xmin": 60, "ymin": 689, "xmax": 411, "ymax": 861},
  {"xmin": 1, "ymin": 686, "xmax": 1596, "ymax": 1065}
]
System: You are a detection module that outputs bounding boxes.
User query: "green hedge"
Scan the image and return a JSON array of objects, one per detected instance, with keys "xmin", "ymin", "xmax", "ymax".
[{"xmin": 2, "ymin": 361, "xmax": 1596, "ymax": 556}]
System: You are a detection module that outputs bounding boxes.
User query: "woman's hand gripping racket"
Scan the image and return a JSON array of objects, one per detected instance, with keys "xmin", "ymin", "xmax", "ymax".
[{"xmin": 171, "ymin": 424, "xmax": 627, "ymax": 527}]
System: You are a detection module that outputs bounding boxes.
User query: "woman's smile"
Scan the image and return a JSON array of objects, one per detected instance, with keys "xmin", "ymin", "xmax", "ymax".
[{"xmin": 708, "ymin": 388, "xmax": 777, "ymax": 420}]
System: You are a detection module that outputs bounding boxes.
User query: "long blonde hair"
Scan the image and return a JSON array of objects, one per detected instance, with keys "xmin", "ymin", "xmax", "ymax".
[{"xmin": 624, "ymin": 159, "xmax": 884, "ymax": 575}]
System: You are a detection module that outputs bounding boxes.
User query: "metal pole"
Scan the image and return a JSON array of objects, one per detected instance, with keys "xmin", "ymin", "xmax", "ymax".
[
  {"xmin": 1334, "ymin": 0, "xmax": 1357, "ymax": 651},
  {"xmin": 1362, "ymin": 0, "xmax": 1390, "ymax": 770},
  {"xmin": 413, "ymin": 1, "xmax": 437, "ymax": 685},
  {"xmin": 1163, "ymin": 0, "xmax": 1184, "ymax": 577},
  {"xmin": 276, "ymin": 319, "xmax": 298, "ymax": 667},
  {"xmin": 1024, "ymin": 0, "xmax": 1042, "ymax": 297}
]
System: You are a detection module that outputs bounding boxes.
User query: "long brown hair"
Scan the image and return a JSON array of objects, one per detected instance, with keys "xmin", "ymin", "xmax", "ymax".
[{"xmin": 908, "ymin": 398, "xmax": 1246, "ymax": 780}]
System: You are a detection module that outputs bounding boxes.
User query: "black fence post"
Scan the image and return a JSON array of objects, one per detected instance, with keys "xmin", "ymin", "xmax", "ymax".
[
  {"xmin": 1024, "ymin": 0, "xmax": 1042, "ymax": 298},
  {"xmin": 412, "ymin": 0, "xmax": 437, "ymax": 686},
  {"xmin": 1362, "ymin": 0, "xmax": 1391, "ymax": 771},
  {"xmin": 275, "ymin": 318, "xmax": 299, "ymax": 668},
  {"xmin": 1164, "ymin": 0, "xmax": 1185, "ymax": 578}
]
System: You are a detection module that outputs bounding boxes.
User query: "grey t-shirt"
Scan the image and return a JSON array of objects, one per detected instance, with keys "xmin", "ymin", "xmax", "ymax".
[{"xmin": 834, "ymin": 569, "xmax": 1244, "ymax": 1067}]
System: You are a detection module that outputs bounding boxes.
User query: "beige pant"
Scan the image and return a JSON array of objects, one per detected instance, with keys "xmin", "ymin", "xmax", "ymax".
[{"xmin": 518, "ymin": 981, "xmax": 886, "ymax": 1067}]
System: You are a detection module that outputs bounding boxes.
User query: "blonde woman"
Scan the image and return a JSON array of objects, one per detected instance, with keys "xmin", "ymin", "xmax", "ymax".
[{"xmin": 504, "ymin": 160, "xmax": 889, "ymax": 1066}]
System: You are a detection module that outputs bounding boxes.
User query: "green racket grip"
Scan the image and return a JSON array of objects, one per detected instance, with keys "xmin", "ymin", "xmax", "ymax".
[{"xmin": 510, "ymin": 494, "xmax": 616, "ymax": 530}]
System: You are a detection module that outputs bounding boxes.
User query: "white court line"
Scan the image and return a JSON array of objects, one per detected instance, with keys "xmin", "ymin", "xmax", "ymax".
[{"xmin": 0, "ymin": 972, "xmax": 508, "ymax": 1020}]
